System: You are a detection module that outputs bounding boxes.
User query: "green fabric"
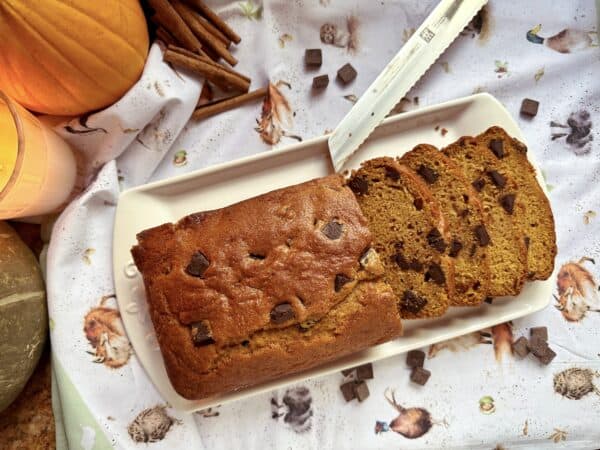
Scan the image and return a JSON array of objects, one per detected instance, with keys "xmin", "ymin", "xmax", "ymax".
[{"xmin": 51, "ymin": 356, "xmax": 113, "ymax": 450}]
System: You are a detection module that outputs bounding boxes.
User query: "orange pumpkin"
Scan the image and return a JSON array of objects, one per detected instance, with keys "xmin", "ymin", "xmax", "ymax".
[{"xmin": 0, "ymin": 0, "xmax": 149, "ymax": 116}]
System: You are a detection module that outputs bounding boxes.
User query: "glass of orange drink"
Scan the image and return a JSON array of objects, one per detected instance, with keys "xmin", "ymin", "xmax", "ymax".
[{"xmin": 0, "ymin": 91, "xmax": 77, "ymax": 220}]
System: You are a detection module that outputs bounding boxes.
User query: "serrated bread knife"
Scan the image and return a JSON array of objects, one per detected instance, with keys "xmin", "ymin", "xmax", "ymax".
[{"xmin": 328, "ymin": 0, "xmax": 488, "ymax": 171}]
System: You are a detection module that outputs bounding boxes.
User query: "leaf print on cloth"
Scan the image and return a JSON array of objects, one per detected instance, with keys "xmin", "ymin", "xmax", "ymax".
[
  {"xmin": 128, "ymin": 405, "xmax": 178, "ymax": 443},
  {"xmin": 550, "ymin": 110, "xmax": 593, "ymax": 155},
  {"xmin": 548, "ymin": 428, "xmax": 568, "ymax": 443},
  {"xmin": 376, "ymin": 389, "xmax": 445, "ymax": 439},
  {"xmin": 255, "ymin": 81, "xmax": 301, "ymax": 145},
  {"xmin": 271, "ymin": 386, "xmax": 313, "ymax": 433},
  {"xmin": 554, "ymin": 257, "xmax": 600, "ymax": 322},
  {"xmin": 583, "ymin": 210, "xmax": 596, "ymax": 224},
  {"xmin": 553, "ymin": 367, "xmax": 600, "ymax": 400},
  {"xmin": 238, "ymin": 1, "xmax": 262, "ymax": 20},
  {"xmin": 82, "ymin": 248, "xmax": 95, "ymax": 265},
  {"xmin": 173, "ymin": 150, "xmax": 188, "ymax": 167},
  {"xmin": 428, "ymin": 322, "xmax": 513, "ymax": 362},
  {"xmin": 527, "ymin": 24, "xmax": 598, "ymax": 53},
  {"xmin": 83, "ymin": 295, "xmax": 132, "ymax": 368},
  {"xmin": 64, "ymin": 113, "xmax": 107, "ymax": 135},
  {"xmin": 278, "ymin": 33, "xmax": 293, "ymax": 48},
  {"xmin": 494, "ymin": 60, "xmax": 509, "ymax": 78},
  {"xmin": 534, "ymin": 67, "xmax": 545, "ymax": 83},
  {"xmin": 320, "ymin": 16, "xmax": 360, "ymax": 53},
  {"xmin": 479, "ymin": 395, "xmax": 496, "ymax": 414}
]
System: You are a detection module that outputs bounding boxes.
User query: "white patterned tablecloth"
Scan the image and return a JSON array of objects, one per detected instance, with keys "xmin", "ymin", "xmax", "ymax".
[{"xmin": 47, "ymin": 1, "xmax": 600, "ymax": 448}]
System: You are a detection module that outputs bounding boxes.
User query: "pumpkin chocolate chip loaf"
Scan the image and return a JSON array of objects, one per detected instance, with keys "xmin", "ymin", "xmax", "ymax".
[
  {"xmin": 443, "ymin": 136, "xmax": 528, "ymax": 296},
  {"xmin": 348, "ymin": 157, "xmax": 454, "ymax": 319},
  {"xmin": 473, "ymin": 127, "xmax": 556, "ymax": 280},
  {"xmin": 131, "ymin": 175, "xmax": 402, "ymax": 400},
  {"xmin": 401, "ymin": 144, "xmax": 491, "ymax": 306}
]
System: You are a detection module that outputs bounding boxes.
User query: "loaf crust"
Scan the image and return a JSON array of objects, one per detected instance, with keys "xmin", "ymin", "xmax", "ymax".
[{"xmin": 131, "ymin": 175, "xmax": 402, "ymax": 399}]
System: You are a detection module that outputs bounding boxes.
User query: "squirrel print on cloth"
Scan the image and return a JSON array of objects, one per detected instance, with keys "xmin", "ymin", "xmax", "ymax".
[
  {"xmin": 554, "ymin": 257, "xmax": 600, "ymax": 322},
  {"xmin": 83, "ymin": 295, "xmax": 132, "ymax": 368}
]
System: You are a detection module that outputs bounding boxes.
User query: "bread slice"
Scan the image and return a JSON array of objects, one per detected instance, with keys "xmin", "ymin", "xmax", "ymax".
[
  {"xmin": 474, "ymin": 127, "xmax": 556, "ymax": 280},
  {"xmin": 348, "ymin": 157, "xmax": 454, "ymax": 319},
  {"xmin": 443, "ymin": 137, "xmax": 528, "ymax": 296},
  {"xmin": 400, "ymin": 144, "xmax": 491, "ymax": 306}
]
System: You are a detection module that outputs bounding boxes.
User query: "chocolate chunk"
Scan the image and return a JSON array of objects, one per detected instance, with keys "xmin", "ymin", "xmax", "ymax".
[
  {"xmin": 425, "ymin": 263, "xmax": 446, "ymax": 285},
  {"xmin": 249, "ymin": 253, "xmax": 266, "ymax": 260},
  {"xmin": 312, "ymin": 74, "xmax": 329, "ymax": 89},
  {"xmin": 191, "ymin": 320, "xmax": 215, "ymax": 346},
  {"xmin": 488, "ymin": 170, "xmax": 507, "ymax": 188},
  {"xmin": 348, "ymin": 176, "xmax": 368, "ymax": 195},
  {"xmin": 500, "ymin": 194, "xmax": 516, "ymax": 214},
  {"xmin": 356, "ymin": 363, "xmax": 374, "ymax": 380},
  {"xmin": 406, "ymin": 350, "xmax": 425, "ymax": 368},
  {"xmin": 186, "ymin": 251, "xmax": 210, "ymax": 277},
  {"xmin": 449, "ymin": 239, "xmax": 463, "ymax": 257},
  {"xmin": 474, "ymin": 225, "xmax": 490, "ymax": 246},
  {"xmin": 408, "ymin": 259, "xmax": 423, "ymax": 272},
  {"xmin": 524, "ymin": 236, "xmax": 531, "ymax": 249},
  {"xmin": 337, "ymin": 63, "xmax": 357, "ymax": 84},
  {"xmin": 529, "ymin": 335, "xmax": 548, "ymax": 356},
  {"xmin": 353, "ymin": 381, "xmax": 370, "ymax": 402},
  {"xmin": 536, "ymin": 347, "xmax": 556, "ymax": 365},
  {"xmin": 520, "ymin": 98, "xmax": 539, "ymax": 117},
  {"xmin": 471, "ymin": 178, "xmax": 485, "ymax": 192},
  {"xmin": 530, "ymin": 326, "xmax": 548, "ymax": 342},
  {"xmin": 335, "ymin": 274, "xmax": 353, "ymax": 292},
  {"xmin": 413, "ymin": 198, "xmax": 424, "ymax": 210},
  {"xmin": 512, "ymin": 336, "xmax": 530, "ymax": 358},
  {"xmin": 484, "ymin": 297, "xmax": 494, "ymax": 304},
  {"xmin": 340, "ymin": 381, "xmax": 356, "ymax": 402},
  {"xmin": 241, "ymin": 340, "xmax": 250, "ymax": 347},
  {"xmin": 410, "ymin": 367, "xmax": 431, "ymax": 385},
  {"xmin": 341, "ymin": 368, "xmax": 355, "ymax": 377},
  {"xmin": 417, "ymin": 165, "xmax": 439, "ymax": 184},
  {"xmin": 270, "ymin": 303, "xmax": 295, "ymax": 324},
  {"xmin": 385, "ymin": 165, "xmax": 400, "ymax": 181},
  {"xmin": 460, "ymin": 208, "xmax": 470, "ymax": 218},
  {"xmin": 305, "ymin": 48, "xmax": 322, "ymax": 67},
  {"xmin": 401, "ymin": 290, "xmax": 428, "ymax": 314},
  {"xmin": 394, "ymin": 252, "xmax": 410, "ymax": 270},
  {"xmin": 489, "ymin": 139, "xmax": 505, "ymax": 158},
  {"xmin": 427, "ymin": 228, "xmax": 447, "ymax": 253},
  {"xmin": 322, "ymin": 220, "xmax": 343, "ymax": 239}
]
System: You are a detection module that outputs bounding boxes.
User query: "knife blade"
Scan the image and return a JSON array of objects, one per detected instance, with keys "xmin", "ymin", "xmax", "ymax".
[{"xmin": 328, "ymin": 0, "xmax": 488, "ymax": 172}]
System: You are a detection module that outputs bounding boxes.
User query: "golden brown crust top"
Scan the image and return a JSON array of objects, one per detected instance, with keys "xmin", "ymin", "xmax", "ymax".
[{"xmin": 131, "ymin": 175, "xmax": 375, "ymax": 347}]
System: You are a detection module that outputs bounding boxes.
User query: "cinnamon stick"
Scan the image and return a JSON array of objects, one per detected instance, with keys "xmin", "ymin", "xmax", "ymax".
[
  {"xmin": 164, "ymin": 49, "xmax": 250, "ymax": 92},
  {"xmin": 168, "ymin": 45, "xmax": 250, "ymax": 83},
  {"xmin": 148, "ymin": 0, "xmax": 203, "ymax": 53},
  {"xmin": 196, "ymin": 13, "xmax": 231, "ymax": 48},
  {"xmin": 182, "ymin": 0, "xmax": 241, "ymax": 44},
  {"xmin": 192, "ymin": 87, "xmax": 267, "ymax": 120},
  {"xmin": 171, "ymin": 0, "xmax": 237, "ymax": 66},
  {"xmin": 156, "ymin": 27, "xmax": 178, "ymax": 47}
]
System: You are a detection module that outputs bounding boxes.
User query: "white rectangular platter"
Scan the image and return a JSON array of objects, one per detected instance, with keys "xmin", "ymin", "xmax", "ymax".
[{"xmin": 113, "ymin": 93, "xmax": 554, "ymax": 412}]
